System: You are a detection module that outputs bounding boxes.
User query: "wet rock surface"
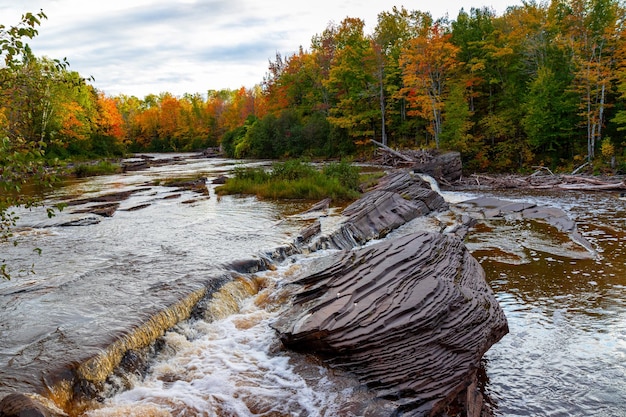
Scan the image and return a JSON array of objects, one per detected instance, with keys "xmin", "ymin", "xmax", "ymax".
[
  {"xmin": 0, "ymin": 393, "xmax": 67, "ymax": 417},
  {"xmin": 274, "ymin": 170, "xmax": 508, "ymax": 415},
  {"xmin": 0, "ymin": 168, "xmax": 504, "ymax": 416},
  {"xmin": 308, "ymin": 170, "xmax": 447, "ymax": 251},
  {"xmin": 456, "ymin": 196, "xmax": 595, "ymax": 254},
  {"xmin": 412, "ymin": 151, "xmax": 463, "ymax": 183},
  {"xmin": 273, "ymin": 231, "xmax": 508, "ymax": 416}
]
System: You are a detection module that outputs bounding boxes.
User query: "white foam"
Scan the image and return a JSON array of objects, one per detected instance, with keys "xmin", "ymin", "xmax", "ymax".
[{"xmin": 86, "ymin": 263, "xmax": 347, "ymax": 417}]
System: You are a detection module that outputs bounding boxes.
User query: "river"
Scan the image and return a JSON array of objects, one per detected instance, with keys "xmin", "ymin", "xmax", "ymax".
[
  {"xmin": 462, "ymin": 189, "xmax": 626, "ymax": 417},
  {"xmin": 1, "ymin": 154, "xmax": 625, "ymax": 416}
]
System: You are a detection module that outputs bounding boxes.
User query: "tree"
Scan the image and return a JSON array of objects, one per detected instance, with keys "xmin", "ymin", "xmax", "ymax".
[
  {"xmin": 522, "ymin": 66, "xmax": 578, "ymax": 161},
  {"xmin": 324, "ymin": 18, "xmax": 380, "ymax": 145},
  {"xmin": 557, "ymin": 0, "xmax": 623, "ymax": 160},
  {"xmin": 610, "ymin": 27, "xmax": 626, "ymax": 132},
  {"xmin": 90, "ymin": 92, "xmax": 127, "ymax": 156},
  {"xmin": 400, "ymin": 22, "xmax": 460, "ymax": 148},
  {"xmin": 440, "ymin": 80, "xmax": 475, "ymax": 153},
  {"xmin": 0, "ymin": 10, "xmax": 59, "ymax": 279},
  {"xmin": 158, "ymin": 93, "xmax": 182, "ymax": 150},
  {"xmin": 373, "ymin": 7, "xmax": 433, "ymax": 146}
]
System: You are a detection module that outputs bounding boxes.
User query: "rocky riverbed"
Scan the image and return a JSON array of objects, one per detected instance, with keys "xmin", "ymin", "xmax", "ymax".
[{"xmin": 2, "ymin": 157, "xmax": 605, "ymax": 417}]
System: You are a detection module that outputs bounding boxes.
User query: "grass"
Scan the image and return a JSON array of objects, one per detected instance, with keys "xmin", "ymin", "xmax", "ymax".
[
  {"xmin": 215, "ymin": 160, "xmax": 364, "ymax": 202},
  {"xmin": 71, "ymin": 160, "xmax": 122, "ymax": 178}
]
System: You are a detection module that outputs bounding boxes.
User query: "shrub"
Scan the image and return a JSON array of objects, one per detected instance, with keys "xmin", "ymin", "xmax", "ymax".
[
  {"xmin": 72, "ymin": 161, "xmax": 121, "ymax": 178},
  {"xmin": 216, "ymin": 160, "xmax": 361, "ymax": 201},
  {"xmin": 232, "ymin": 165, "xmax": 270, "ymax": 182},
  {"xmin": 322, "ymin": 160, "xmax": 360, "ymax": 191},
  {"xmin": 270, "ymin": 159, "xmax": 317, "ymax": 181}
]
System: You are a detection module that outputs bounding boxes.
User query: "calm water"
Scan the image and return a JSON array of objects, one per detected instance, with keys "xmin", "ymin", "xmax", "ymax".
[
  {"xmin": 1, "ymin": 156, "xmax": 625, "ymax": 416},
  {"xmin": 458, "ymin": 189, "xmax": 626, "ymax": 417}
]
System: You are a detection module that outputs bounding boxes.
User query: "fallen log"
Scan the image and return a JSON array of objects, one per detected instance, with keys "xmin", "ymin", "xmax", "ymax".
[
  {"xmin": 461, "ymin": 173, "xmax": 626, "ymax": 191},
  {"xmin": 560, "ymin": 175, "xmax": 624, "ymax": 186},
  {"xmin": 555, "ymin": 182, "xmax": 626, "ymax": 191},
  {"xmin": 370, "ymin": 139, "xmax": 414, "ymax": 163}
]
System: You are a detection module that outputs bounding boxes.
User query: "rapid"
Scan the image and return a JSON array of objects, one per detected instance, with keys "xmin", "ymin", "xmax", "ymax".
[{"xmin": 1, "ymin": 154, "xmax": 624, "ymax": 416}]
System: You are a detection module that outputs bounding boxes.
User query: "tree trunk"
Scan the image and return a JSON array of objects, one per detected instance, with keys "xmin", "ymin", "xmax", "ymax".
[{"xmin": 379, "ymin": 66, "xmax": 387, "ymax": 146}]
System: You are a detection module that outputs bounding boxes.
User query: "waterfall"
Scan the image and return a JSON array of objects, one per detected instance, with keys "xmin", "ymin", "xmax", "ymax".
[
  {"xmin": 415, "ymin": 172, "xmax": 441, "ymax": 195},
  {"xmin": 415, "ymin": 171, "xmax": 474, "ymax": 204}
]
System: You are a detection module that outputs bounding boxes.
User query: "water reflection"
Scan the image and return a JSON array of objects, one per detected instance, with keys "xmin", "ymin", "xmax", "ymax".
[
  {"xmin": 0, "ymin": 155, "xmax": 312, "ymax": 400},
  {"xmin": 465, "ymin": 189, "xmax": 626, "ymax": 417}
]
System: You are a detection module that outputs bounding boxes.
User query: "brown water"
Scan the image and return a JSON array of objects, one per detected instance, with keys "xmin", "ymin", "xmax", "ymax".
[
  {"xmin": 457, "ymin": 189, "xmax": 626, "ymax": 417},
  {"xmin": 0, "ymin": 155, "xmax": 313, "ymax": 403},
  {"xmin": 2, "ymin": 157, "xmax": 625, "ymax": 416}
]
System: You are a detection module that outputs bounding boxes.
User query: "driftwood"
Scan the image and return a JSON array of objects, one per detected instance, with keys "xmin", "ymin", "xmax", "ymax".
[
  {"xmin": 461, "ymin": 173, "xmax": 626, "ymax": 191},
  {"xmin": 370, "ymin": 140, "xmax": 438, "ymax": 167},
  {"xmin": 369, "ymin": 141, "xmax": 463, "ymax": 183},
  {"xmin": 370, "ymin": 139, "xmax": 414, "ymax": 163},
  {"xmin": 571, "ymin": 161, "xmax": 590, "ymax": 175},
  {"xmin": 367, "ymin": 142, "xmax": 626, "ymax": 192}
]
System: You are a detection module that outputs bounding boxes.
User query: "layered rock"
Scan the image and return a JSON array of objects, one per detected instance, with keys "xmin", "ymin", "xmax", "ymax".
[
  {"xmin": 456, "ymin": 196, "xmax": 596, "ymax": 255},
  {"xmin": 309, "ymin": 170, "xmax": 447, "ymax": 251},
  {"xmin": 273, "ymin": 231, "xmax": 508, "ymax": 416},
  {"xmin": 0, "ymin": 168, "xmax": 503, "ymax": 417},
  {"xmin": 0, "ymin": 393, "xmax": 66, "ymax": 417},
  {"xmin": 412, "ymin": 151, "xmax": 463, "ymax": 183}
]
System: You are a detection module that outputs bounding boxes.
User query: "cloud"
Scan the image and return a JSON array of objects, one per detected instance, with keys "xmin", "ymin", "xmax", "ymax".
[{"xmin": 2, "ymin": 0, "xmax": 521, "ymax": 97}]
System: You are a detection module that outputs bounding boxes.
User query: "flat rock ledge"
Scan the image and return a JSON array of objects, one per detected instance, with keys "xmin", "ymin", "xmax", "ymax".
[
  {"xmin": 307, "ymin": 170, "xmax": 448, "ymax": 251},
  {"xmin": 456, "ymin": 196, "xmax": 596, "ymax": 256},
  {"xmin": 273, "ymin": 231, "xmax": 508, "ymax": 416}
]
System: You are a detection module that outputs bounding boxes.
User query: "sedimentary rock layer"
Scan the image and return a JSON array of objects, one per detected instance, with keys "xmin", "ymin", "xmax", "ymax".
[
  {"xmin": 309, "ymin": 170, "xmax": 447, "ymax": 251},
  {"xmin": 273, "ymin": 231, "xmax": 509, "ymax": 416},
  {"xmin": 457, "ymin": 196, "xmax": 596, "ymax": 254}
]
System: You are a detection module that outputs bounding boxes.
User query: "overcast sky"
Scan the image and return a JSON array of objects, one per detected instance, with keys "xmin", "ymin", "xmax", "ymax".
[{"xmin": 2, "ymin": 0, "xmax": 520, "ymax": 98}]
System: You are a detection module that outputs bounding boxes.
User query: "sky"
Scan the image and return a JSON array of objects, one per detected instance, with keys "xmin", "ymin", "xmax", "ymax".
[{"xmin": 1, "ymin": 0, "xmax": 521, "ymax": 98}]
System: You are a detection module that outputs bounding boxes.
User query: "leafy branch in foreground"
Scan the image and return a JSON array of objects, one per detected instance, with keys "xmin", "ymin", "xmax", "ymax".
[
  {"xmin": 0, "ymin": 10, "xmax": 59, "ymax": 279},
  {"xmin": 0, "ymin": 9, "xmax": 47, "ymax": 68}
]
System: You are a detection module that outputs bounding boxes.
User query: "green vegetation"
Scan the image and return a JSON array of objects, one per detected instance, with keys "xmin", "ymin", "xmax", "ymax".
[
  {"xmin": 5, "ymin": 3, "xmax": 626, "ymax": 175},
  {"xmin": 216, "ymin": 160, "xmax": 362, "ymax": 201},
  {"xmin": 5, "ymin": 2, "xmax": 626, "ymax": 274},
  {"xmin": 71, "ymin": 161, "xmax": 122, "ymax": 178},
  {"xmin": 1, "ymin": 11, "xmax": 56, "ymax": 279}
]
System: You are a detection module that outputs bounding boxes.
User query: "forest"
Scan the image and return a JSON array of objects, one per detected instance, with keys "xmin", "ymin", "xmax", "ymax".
[{"xmin": 3, "ymin": 0, "xmax": 626, "ymax": 175}]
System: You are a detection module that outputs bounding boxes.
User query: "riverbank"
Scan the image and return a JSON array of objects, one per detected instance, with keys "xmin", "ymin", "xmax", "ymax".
[
  {"xmin": 447, "ymin": 171, "xmax": 626, "ymax": 192},
  {"xmin": 61, "ymin": 149, "xmax": 626, "ymax": 195},
  {"xmin": 2, "ymin": 154, "xmax": 624, "ymax": 416}
]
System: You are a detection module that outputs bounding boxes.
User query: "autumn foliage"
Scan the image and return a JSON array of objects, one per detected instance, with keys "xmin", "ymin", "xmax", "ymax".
[{"xmin": 4, "ymin": 1, "xmax": 626, "ymax": 173}]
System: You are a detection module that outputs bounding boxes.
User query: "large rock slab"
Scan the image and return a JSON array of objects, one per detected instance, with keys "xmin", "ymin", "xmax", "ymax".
[
  {"xmin": 308, "ymin": 171, "xmax": 447, "ymax": 251},
  {"xmin": 456, "ymin": 196, "xmax": 596, "ymax": 255},
  {"xmin": 412, "ymin": 151, "xmax": 462, "ymax": 183},
  {"xmin": 371, "ymin": 170, "xmax": 448, "ymax": 213},
  {"xmin": 273, "ymin": 231, "xmax": 508, "ymax": 416}
]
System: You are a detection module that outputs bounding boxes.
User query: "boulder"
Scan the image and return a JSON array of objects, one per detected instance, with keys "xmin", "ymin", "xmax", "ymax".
[
  {"xmin": 412, "ymin": 151, "xmax": 462, "ymax": 183},
  {"xmin": 273, "ymin": 231, "xmax": 508, "ymax": 416},
  {"xmin": 211, "ymin": 175, "xmax": 228, "ymax": 185},
  {"xmin": 371, "ymin": 170, "xmax": 447, "ymax": 213},
  {"xmin": 314, "ymin": 190, "xmax": 425, "ymax": 250},
  {"xmin": 0, "ymin": 393, "xmax": 67, "ymax": 417},
  {"xmin": 310, "ymin": 171, "xmax": 447, "ymax": 251}
]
